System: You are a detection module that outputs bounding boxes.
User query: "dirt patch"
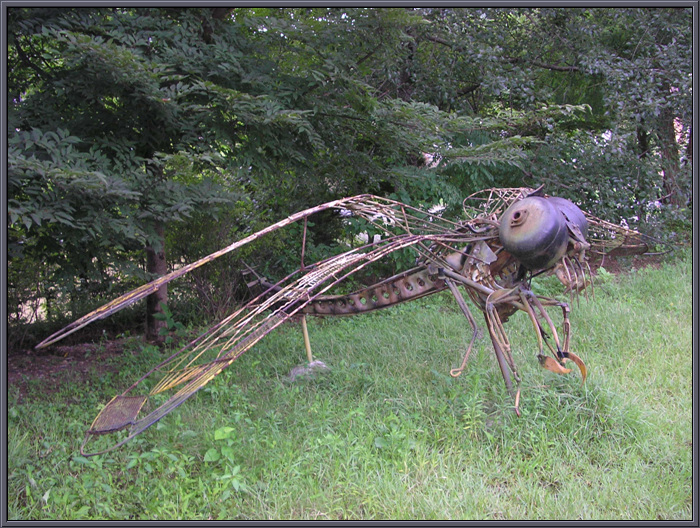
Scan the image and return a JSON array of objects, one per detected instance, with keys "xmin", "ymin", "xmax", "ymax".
[
  {"xmin": 7, "ymin": 338, "xmax": 135, "ymax": 403},
  {"xmin": 588, "ymin": 252, "xmax": 666, "ymax": 275}
]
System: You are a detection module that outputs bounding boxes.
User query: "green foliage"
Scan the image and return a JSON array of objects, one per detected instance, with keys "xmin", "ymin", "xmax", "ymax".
[
  {"xmin": 153, "ymin": 302, "xmax": 188, "ymax": 346},
  {"xmin": 164, "ymin": 207, "xmax": 253, "ymax": 322},
  {"xmin": 204, "ymin": 426, "xmax": 248, "ymax": 494},
  {"xmin": 529, "ymin": 130, "xmax": 661, "ymax": 219}
]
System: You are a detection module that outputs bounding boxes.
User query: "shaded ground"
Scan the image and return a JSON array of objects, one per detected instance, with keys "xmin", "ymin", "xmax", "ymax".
[
  {"xmin": 7, "ymin": 339, "xmax": 137, "ymax": 402},
  {"xmin": 7, "ymin": 254, "xmax": 665, "ymax": 403},
  {"xmin": 588, "ymin": 251, "xmax": 665, "ymax": 275}
]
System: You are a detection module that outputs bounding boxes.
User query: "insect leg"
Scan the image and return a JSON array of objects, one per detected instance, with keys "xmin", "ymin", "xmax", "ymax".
[
  {"xmin": 489, "ymin": 307, "xmax": 516, "ymax": 374},
  {"xmin": 554, "ymin": 259, "xmax": 575, "ymax": 305},
  {"xmin": 443, "ymin": 277, "xmax": 480, "ymax": 378},
  {"xmin": 574, "ymin": 257, "xmax": 590, "ymax": 300},
  {"xmin": 563, "ymin": 256, "xmax": 581, "ymax": 306},
  {"xmin": 528, "ymin": 294, "xmax": 562, "ymax": 352},
  {"xmin": 483, "ymin": 298, "xmax": 521, "ymax": 387},
  {"xmin": 484, "ymin": 313, "xmax": 515, "ymax": 395},
  {"xmin": 500, "ymin": 289, "xmax": 570, "ymax": 378},
  {"xmin": 529, "ymin": 295, "xmax": 586, "ymax": 382},
  {"xmin": 552, "ymin": 300, "xmax": 587, "ymax": 383},
  {"xmin": 518, "ymin": 290, "xmax": 546, "ymax": 357},
  {"xmin": 482, "ymin": 288, "xmax": 522, "ymax": 378},
  {"xmin": 483, "ymin": 311, "xmax": 521, "ymax": 416}
]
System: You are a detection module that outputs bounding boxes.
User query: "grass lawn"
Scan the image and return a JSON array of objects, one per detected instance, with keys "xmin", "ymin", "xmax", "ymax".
[{"xmin": 6, "ymin": 251, "xmax": 693, "ymax": 520}]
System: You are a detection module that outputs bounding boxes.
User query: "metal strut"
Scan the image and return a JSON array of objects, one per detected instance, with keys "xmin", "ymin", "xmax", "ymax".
[
  {"xmin": 442, "ymin": 276, "xmax": 480, "ymax": 378},
  {"xmin": 441, "ymin": 272, "xmax": 515, "ymax": 397}
]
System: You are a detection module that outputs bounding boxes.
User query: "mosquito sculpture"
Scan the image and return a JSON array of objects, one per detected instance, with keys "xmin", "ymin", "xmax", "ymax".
[{"xmin": 36, "ymin": 186, "xmax": 659, "ymax": 456}]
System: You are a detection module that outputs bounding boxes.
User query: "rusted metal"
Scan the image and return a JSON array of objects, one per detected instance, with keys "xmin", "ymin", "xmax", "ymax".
[
  {"xmin": 37, "ymin": 188, "xmax": 663, "ymax": 456},
  {"xmin": 302, "ymin": 267, "xmax": 447, "ymax": 316}
]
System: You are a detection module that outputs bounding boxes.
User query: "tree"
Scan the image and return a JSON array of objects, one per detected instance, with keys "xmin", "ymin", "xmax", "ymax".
[
  {"xmin": 8, "ymin": 8, "xmax": 318, "ymax": 340},
  {"xmin": 9, "ymin": 8, "xmax": 542, "ymax": 333},
  {"xmin": 406, "ymin": 7, "xmax": 693, "ymax": 217}
]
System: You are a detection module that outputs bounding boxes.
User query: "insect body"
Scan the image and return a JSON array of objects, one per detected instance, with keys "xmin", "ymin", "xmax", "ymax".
[{"xmin": 36, "ymin": 187, "xmax": 658, "ymax": 455}]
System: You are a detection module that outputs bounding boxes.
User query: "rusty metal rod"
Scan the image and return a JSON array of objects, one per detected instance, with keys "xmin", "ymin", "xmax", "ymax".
[
  {"xmin": 443, "ymin": 277, "xmax": 480, "ymax": 377},
  {"xmin": 438, "ymin": 267, "xmax": 494, "ymax": 296},
  {"xmin": 486, "ymin": 316, "xmax": 515, "ymax": 396}
]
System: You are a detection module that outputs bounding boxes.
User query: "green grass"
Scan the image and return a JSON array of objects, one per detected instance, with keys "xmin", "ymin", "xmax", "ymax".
[{"xmin": 7, "ymin": 251, "xmax": 692, "ymax": 520}]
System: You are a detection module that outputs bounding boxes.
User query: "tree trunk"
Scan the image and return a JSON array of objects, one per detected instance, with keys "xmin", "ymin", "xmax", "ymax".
[
  {"xmin": 636, "ymin": 124, "xmax": 649, "ymax": 159},
  {"xmin": 656, "ymin": 107, "xmax": 685, "ymax": 207},
  {"xmin": 145, "ymin": 220, "xmax": 168, "ymax": 343}
]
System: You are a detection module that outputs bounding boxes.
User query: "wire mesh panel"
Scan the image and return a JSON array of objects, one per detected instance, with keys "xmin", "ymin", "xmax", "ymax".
[{"xmin": 89, "ymin": 395, "xmax": 148, "ymax": 434}]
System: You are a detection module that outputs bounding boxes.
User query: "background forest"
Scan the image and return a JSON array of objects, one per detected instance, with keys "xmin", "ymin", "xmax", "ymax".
[{"xmin": 7, "ymin": 7, "xmax": 693, "ymax": 348}]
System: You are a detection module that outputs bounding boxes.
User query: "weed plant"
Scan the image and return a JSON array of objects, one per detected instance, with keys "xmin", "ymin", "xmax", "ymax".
[{"xmin": 7, "ymin": 251, "xmax": 692, "ymax": 520}]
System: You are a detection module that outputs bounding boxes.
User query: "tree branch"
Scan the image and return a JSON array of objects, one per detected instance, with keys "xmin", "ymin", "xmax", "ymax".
[
  {"xmin": 13, "ymin": 36, "xmax": 50, "ymax": 80},
  {"xmin": 541, "ymin": 62, "xmax": 578, "ymax": 72},
  {"xmin": 503, "ymin": 55, "xmax": 579, "ymax": 72},
  {"xmin": 425, "ymin": 35, "xmax": 453, "ymax": 48},
  {"xmin": 425, "ymin": 35, "xmax": 580, "ymax": 72},
  {"xmin": 457, "ymin": 84, "xmax": 481, "ymax": 96}
]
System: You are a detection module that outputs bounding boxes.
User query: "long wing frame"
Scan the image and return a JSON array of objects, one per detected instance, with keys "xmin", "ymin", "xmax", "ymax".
[{"xmin": 64, "ymin": 195, "xmax": 482, "ymax": 455}]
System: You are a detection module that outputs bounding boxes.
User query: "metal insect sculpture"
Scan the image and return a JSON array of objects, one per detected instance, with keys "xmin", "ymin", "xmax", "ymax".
[{"xmin": 36, "ymin": 186, "xmax": 659, "ymax": 456}]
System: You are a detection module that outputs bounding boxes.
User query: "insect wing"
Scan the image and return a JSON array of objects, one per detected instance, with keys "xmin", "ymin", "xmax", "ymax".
[
  {"xmin": 461, "ymin": 187, "xmax": 666, "ymax": 257},
  {"xmin": 582, "ymin": 212, "xmax": 665, "ymax": 256},
  {"xmin": 81, "ymin": 228, "xmax": 467, "ymax": 455},
  {"xmin": 36, "ymin": 194, "xmax": 380, "ymax": 349},
  {"xmin": 462, "ymin": 187, "xmax": 535, "ymax": 220}
]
